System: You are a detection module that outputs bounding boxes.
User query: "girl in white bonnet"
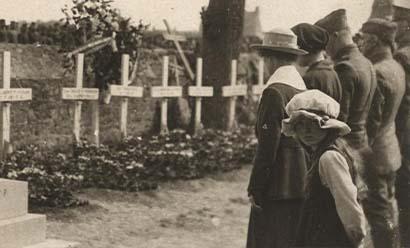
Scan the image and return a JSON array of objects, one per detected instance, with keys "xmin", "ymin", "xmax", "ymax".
[{"xmin": 282, "ymin": 90, "xmax": 367, "ymax": 248}]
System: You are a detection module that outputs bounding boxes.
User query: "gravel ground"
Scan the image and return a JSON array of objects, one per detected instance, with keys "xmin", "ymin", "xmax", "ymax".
[{"xmin": 42, "ymin": 166, "xmax": 252, "ymax": 248}]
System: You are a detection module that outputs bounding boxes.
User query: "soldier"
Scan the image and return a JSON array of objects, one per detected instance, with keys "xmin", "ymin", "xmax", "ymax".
[
  {"xmin": 28, "ymin": 22, "xmax": 39, "ymax": 44},
  {"xmin": 8, "ymin": 21, "xmax": 19, "ymax": 44},
  {"xmin": 392, "ymin": 1, "xmax": 410, "ymax": 246},
  {"xmin": 291, "ymin": 23, "xmax": 342, "ymax": 102},
  {"xmin": 247, "ymin": 28, "xmax": 308, "ymax": 248},
  {"xmin": 0, "ymin": 19, "xmax": 7, "ymax": 43},
  {"xmin": 18, "ymin": 23, "xmax": 29, "ymax": 44},
  {"xmin": 360, "ymin": 18, "xmax": 405, "ymax": 248},
  {"xmin": 315, "ymin": 9, "xmax": 377, "ymax": 150}
]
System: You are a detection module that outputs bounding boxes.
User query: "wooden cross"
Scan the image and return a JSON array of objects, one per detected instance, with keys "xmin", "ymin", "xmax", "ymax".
[
  {"xmin": 61, "ymin": 54, "xmax": 99, "ymax": 145},
  {"xmin": 222, "ymin": 60, "xmax": 247, "ymax": 130},
  {"xmin": 151, "ymin": 56, "xmax": 183, "ymax": 134},
  {"xmin": 163, "ymin": 19, "xmax": 195, "ymax": 81},
  {"xmin": 252, "ymin": 58, "xmax": 265, "ymax": 95},
  {"xmin": 188, "ymin": 58, "xmax": 213, "ymax": 134},
  {"xmin": 109, "ymin": 54, "xmax": 144, "ymax": 139},
  {"xmin": 0, "ymin": 51, "xmax": 32, "ymax": 158}
]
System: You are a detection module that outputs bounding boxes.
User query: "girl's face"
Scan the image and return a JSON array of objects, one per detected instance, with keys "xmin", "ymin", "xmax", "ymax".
[{"xmin": 294, "ymin": 118, "xmax": 329, "ymax": 147}]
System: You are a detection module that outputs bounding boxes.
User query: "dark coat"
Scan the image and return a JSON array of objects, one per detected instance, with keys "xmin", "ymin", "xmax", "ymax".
[
  {"xmin": 334, "ymin": 44, "xmax": 377, "ymax": 149},
  {"xmin": 247, "ymin": 83, "xmax": 307, "ymax": 202},
  {"xmin": 367, "ymin": 49, "xmax": 405, "ymax": 174},
  {"xmin": 303, "ymin": 60, "xmax": 342, "ymax": 103},
  {"xmin": 394, "ymin": 46, "xmax": 410, "ymax": 163},
  {"xmin": 295, "ymin": 138, "xmax": 356, "ymax": 248}
]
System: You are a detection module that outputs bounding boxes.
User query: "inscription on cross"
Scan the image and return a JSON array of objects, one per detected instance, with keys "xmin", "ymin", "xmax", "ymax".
[
  {"xmin": 109, "ymin": 54, "xmax": 144, "ymax": 139},
  {"xmin": 0, "ymin": 51, "xmax": 32, "ymax": 158},
  {"xmin": 61, "ymin": 54, "xmax": 99, "ymax": 145},
  {"xmin": 188, "ymin": 58, "xmax": 213, "ymax": 134},
  {"xmin": 151, "ymin": 56, "xmax": 182, "ymax": 134},
  {"xmin": 222, "ymin": 60, "xmax": 247, "ymax": 130}
]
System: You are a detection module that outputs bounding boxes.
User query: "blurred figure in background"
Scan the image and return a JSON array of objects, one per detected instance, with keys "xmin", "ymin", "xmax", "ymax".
[
  {"xmin": 360, "ymin": 18, "xmax": 405, "ymax": 248},
  {"xmin": 292, "ymin": 23, "xmax": 342, "ymax": 103},
  {"xmin": 392, "ymin": 1, "xmax": 410, "ymax": 246}
]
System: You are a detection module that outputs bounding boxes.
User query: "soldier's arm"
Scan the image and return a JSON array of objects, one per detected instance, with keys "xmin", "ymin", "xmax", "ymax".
[
  {"xmin": 247, "ymin": 88, "xmax": 284, "ymax": 202},
  {"xmin": 335, "ymin": 63, "xmax": 356, "ymax": 122},
  {"xmin": 367, "ymin": 72, "xmax": 385, "ymax": 145}
]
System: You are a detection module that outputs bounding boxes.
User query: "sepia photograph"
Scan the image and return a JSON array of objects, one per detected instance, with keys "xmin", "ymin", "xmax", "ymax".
[{"xmin": 0, "ymin": 0, "xmax": 409, "ymax": 247}]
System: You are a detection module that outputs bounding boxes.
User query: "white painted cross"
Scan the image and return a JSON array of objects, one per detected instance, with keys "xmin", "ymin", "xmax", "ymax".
[
  {"xmin": 61, "ymin": 54, "xmax": 99, "ymax": 145},
  {"xmin": 109, "ymin": 54, "xmax": 144, "ymax": 139},
  {"xmin": 252, "ymin": 58, "xmax": 265, "ymax": 95},
  {"xmin": 0, "ymin": 51, "xmax": 32, "ymax": 158},
  {"xmin": 222, "ymin": 60, "xmax": 247, "ymax": 130},
  {"xmin": 188, "ymin": 58, "xmax": 213, "ymax": 134},
  {"xmin": 151, "ymin": 56, "xmax": 183, "ymax": 134}
]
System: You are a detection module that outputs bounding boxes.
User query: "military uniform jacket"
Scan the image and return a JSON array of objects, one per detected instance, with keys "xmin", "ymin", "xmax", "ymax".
[
  {"xmin": 303, "ymin": 59, "xmax": 342, "ymax": 103},
  {"xmin": 367, "ymin": 49, "xmax": 405, "ymax": 174},
  {"xmin": 394, "ymin": 45, "xmax": 410, "ymax": 163},
  {"xmin": 334, "ymin": 44, "xmax": 377, "ymax": 149},
  {"xmin": 248, "ymin": 83, "xmax": 307, "ymax": 201}
]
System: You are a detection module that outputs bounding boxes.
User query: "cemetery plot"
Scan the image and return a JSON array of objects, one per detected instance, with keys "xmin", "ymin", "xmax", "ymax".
[
  {"xmin": 0, "ymin": 51, "xmax": 33, "ymax": 158},
  {"xmin": 188, "ymin": 58, "xmax": 214, "ymax": 133},
  {"xmin": 151, "ymin": 56, "xmax": 183, "ymax": 134},
  {"xmin": 109, "ymin": 54, "xmax": 144, "ymax": 139},
  {"xmin": 61, "ymin": 53, "xmax": 99, "ymax": 144}
]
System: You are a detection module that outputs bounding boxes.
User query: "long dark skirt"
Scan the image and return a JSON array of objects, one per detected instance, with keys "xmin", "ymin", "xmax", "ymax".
[{"xmin": 246, "ymin": 199, "xmax": 303, "ymax": 248}]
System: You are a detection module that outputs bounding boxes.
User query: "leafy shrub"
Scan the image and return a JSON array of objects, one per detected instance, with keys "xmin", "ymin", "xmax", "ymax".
[{"xmin": 0, "ymin": 127, "xmax": 256, "ymax": 208}]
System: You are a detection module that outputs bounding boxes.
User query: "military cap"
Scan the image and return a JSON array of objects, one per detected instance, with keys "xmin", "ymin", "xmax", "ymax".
[
  {"xmin": 315, "ymin": 9, "xmax": 349, "ymax": 34},
  {"xmin": 394, "ymin": 0, "xmax": 410, "ymax": 10},
  {"xmin": 361, "ymin": 18, "xmax": 398, "ymax": 44},
  {"xmin": 394, "ymin": 0, "xmax": 410, "ymax": 22},
  {"xmin": 291, "ymin": 23, "xmax": 329, "ymax": 53}
]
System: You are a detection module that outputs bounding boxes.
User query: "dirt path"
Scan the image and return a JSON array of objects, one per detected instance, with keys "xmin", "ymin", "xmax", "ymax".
[{"xmin": 42, "ymin": 166, "xmax": 252, "ymax": 248}]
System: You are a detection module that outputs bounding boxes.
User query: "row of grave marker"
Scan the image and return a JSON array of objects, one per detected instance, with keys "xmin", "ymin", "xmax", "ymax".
[{"xmin": 0, "ymin": 51, "xmax": 266, "ymax": 158}]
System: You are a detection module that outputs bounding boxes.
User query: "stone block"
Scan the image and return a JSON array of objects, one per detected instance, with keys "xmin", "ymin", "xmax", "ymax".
[
  {"xmin": 0, "ymin": 214, "xmax": 46, "ymax": 248},
  {"xmin": 0, "ymin": 179, "xmax": 28, "ymax": 220}
]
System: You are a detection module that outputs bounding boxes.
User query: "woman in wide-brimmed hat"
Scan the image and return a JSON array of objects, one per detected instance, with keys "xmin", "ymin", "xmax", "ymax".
[
  {"xmin": 246, "ymin": 28, "xmax": 308, "ymax": 248},
  {"xmin": 282, "ymin": 90, "xmax": 367, "ymax": 248}
]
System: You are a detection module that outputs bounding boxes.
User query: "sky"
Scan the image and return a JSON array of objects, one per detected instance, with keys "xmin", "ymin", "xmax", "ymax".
[{"xmin": 0, "ymin": 0, "xmax": 373, "ymax": 33}]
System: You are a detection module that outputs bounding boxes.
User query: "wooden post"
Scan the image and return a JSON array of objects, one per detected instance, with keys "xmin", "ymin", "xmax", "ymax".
[
  {"xmin": 62, "ymin": 53, "xmax": 99, "ymax": 145},
  {"xmin": 0, "ymin": 51, "xmax": 32, "ymax": 159},
  {"xmin": 109, "ymin": 54, "xmax": 144, "ymax": 140},
  {"xmin": 120, "ymin": 54, "xmax": 129, "ymax": 139},
  {"xmin": 252, "ymin": 58, "xmax": 265, "ymax": 95},
  {"xmin": 188, "ymin": 58, "xmax": 213, "ymax": 134},
  {"xmin": 163, "ymin": 19, "xmax": 195, "ymax": 81},
  {"xmin": 222, "ymin": 60, "xmax": 247, "ymax": 130},
  {"xmin": 151, "ymin": 56, "xmax": 182, "ymax": 134}
]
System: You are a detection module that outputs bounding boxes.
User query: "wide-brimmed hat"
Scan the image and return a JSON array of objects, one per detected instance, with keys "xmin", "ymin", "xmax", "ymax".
[
  {"xmin": 282, "ymin": 90, "xmax": 351, "ymax": 137},
  {"xmin": 251, "ymin": 28, "xmax": 308, "ymax": 55}
]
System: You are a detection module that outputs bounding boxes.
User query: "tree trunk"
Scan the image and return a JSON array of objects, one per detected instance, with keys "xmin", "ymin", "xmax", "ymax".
[
  {"xmin": 201, "ymin": 0, "xmax": 245, "ymax": 129},
  {"xmin": 370, "ymin": 0, "xmax": 393, "ymax": 19}
]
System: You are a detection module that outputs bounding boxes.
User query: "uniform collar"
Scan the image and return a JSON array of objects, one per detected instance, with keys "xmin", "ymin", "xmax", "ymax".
[
  {"xmin": 334, "ymin": 44, "xmax": 360, "ymax": 62},
  {"xmin": 266, "ymin": 65, "xmax": 307, "ymax": 90},
  {"xmin": 366, "ymin": 47, "xmax": 393, "ymax": 64},
  {"xmin": 307, "ymin": 59, "xmax": 334, "ymax": 72}
]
